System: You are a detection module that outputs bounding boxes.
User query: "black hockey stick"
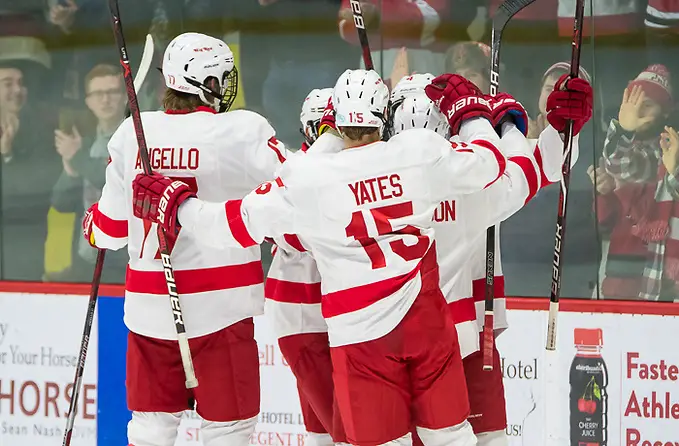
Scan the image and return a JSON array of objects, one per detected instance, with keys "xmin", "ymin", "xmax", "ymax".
[
  {"xmin": 546, "ymin": 0, "xmax": 586, "ymax": 351},
  {"xmin": 108, "ymin": 0, "xmax": 199, "ymax": 385},
  {"xmin": 61, "ymin": 36, "xmax": 156, "ymax": 446},
  {"xmin": 482, "ymin": 0, "xmax": 537, "ymax": 372},
  {"xmin": 349, "ymin": 0, "xmax": 375, "ymax": 70}
]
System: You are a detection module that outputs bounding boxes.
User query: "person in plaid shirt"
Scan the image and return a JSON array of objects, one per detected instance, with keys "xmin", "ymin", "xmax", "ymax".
[{"xmin": 603, "ymin": 64, "xmax": 679, "ymax": 301}]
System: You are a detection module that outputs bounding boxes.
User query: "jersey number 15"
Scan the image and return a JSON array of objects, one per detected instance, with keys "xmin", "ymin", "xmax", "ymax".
[{"xmin": 345, "ymin": 201, "xmax": 428, "ymax": 270}]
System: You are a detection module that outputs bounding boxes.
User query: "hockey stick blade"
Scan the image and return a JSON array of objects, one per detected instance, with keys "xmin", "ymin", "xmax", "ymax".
[
  {"xmin": 108, "ymin": 0, "xmax": 198, "ymax": 388},
  {"xmin": 482, "ymin": 0, "xmax": 537, "ymax": 372},
  {"xmin": 133, "ymin": 34, "xmax": 154, "ymax": 93},
  {"xmin": 546, "ymin": 0, "xmax": 586, "ymax": 351},
  {"xmin": 349, "ymin": 0, "xmax": 374, "ymax": 70}
]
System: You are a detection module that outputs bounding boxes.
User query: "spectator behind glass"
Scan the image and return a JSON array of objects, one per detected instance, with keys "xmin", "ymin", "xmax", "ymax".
[
  {"xmin": 603, "ymin": 65, "xmax": 679, "ymax": 301},
  {"xmin": 444, "ymin": 40, "xmax": 491, "ymax": 94},
  {"xmin": 0, "ymin": 63, "xmax": 61, "ymax": 280},
  {"xmin": 589, "ymin": 158, "xmax": 649, "ymax": 300},
  {"xmin": 500, "ymin": 62, "xmax": 600, "ymax": 298},
  {"xmin": 645, "ymin": 0, "xmax": 679, "ymax": 97},
  {"xmin": 48, "ymin": 64, "xmax": 127, "ymax": 283},
  {"xmin": 338, "ymin": 0, "xmax": 450, "ymax": 81}
]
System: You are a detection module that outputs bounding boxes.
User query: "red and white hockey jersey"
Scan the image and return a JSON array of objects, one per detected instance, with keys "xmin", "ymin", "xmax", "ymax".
[
  {"xmin": 178, "ymin": 118, "xmax": 506, "ymax": 347},
  {"xmin": 448, "ymin": 125, "xmax": 580, "ymax": 357},
  {"xmin": 264, "ymin": 135, "xmax": 344, "ymax": 340},
  {"xmin": 90, "ymin": 106, "xmax": 286, "ymax": 340}
]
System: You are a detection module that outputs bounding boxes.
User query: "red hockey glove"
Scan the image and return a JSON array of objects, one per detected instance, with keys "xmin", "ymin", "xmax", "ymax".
[
  {"xmin": 489, "ymin": 93, "xmax": 529, "ymax": 136},
  {"xmin": 318, "ymin": 96, "xmax": 336, "ymax": 135},
  {"xmin": 132, "ymin": 173, "xmax": 196, "ymax": 236},
  {"xmin": 546, "ymin": 73, "xmax": 593, "ymax": 136},
  {"xmin": 82, "ymin": 204, "xmax": 97, "ymax": 247},
  {"xmin": 425, "ymin": 73, "xmax": 492, "ymax": 134}
]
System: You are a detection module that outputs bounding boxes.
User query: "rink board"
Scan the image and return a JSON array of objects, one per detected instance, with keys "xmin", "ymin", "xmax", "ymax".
[{"xmin": 0, "ymin": 285, "xmax": 678, "ymax": 446}]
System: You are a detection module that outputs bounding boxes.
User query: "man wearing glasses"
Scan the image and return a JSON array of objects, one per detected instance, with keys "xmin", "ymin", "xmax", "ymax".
[{"xmin": 51, "ymin": 64, "xmax": 127, "ymax": 282}]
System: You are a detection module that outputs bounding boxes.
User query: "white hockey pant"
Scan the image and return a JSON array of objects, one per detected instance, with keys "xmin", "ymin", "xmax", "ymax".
[
  {"xmin": 127, "ymin": 411, "xmax": 257, "ymax": 446},
  {"xmin": 476, "ymin": 430, "xmax": 508, "ymax": 446}
]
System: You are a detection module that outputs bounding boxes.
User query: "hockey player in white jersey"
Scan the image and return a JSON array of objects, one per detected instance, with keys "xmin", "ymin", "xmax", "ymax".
[
  {"xmin": 391, "ymin": 73, "xmax": 593, "ymax": 446},
  {"xmin": 81, "ymin": 32, "xmax": 288, "ymax": 446},
  {"xmin": 131, "ymin": 69, "xmax": 514, "ymax": 446},
  {"xmin": 265, "ymin": 87, "xmax": 348, "ymax": 446}
]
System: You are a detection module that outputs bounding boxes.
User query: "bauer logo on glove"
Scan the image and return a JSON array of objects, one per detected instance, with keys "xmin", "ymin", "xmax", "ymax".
[{"xmin": 158, "ymin": 180, "xmax": 189, "ymax": 225}]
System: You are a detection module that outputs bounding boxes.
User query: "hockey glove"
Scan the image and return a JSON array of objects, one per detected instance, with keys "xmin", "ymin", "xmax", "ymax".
[
  {"xmin": 489, "ymin": 93, "xmax": 529, "ymax": 136},
  {"xmin": 318, "ymin": 96, "xmax": 336, "ymax": 136},
  {"xmin": 132, "ymin": 173, "xmax": 196, "ymax": 236},
  {"xmin": 82, "ymin": 204, "xmax": 97, "ymax": 247},
  {"xmin": 546, "ymin": 73, "xmax": 593, "ymax": 136},
  {"xmin": 425, "ymin": 73, "xmax": 492, "ymax": 134}
]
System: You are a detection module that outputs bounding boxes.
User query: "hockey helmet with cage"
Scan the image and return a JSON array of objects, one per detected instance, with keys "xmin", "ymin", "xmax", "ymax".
[
  {"xmin": 300, "ymin": 88, "xmax": 333, "ymax": 146},
  {"xmin": 162, "ymin": 32, "xmax": 238, "ymax": 112},
  {"xmin": 392, "ymin": 93, "xmax": 450, "ymax": 139},
  {"xmin": 333, "ymin": 69, "xmax": 389, "ymax": 136}
]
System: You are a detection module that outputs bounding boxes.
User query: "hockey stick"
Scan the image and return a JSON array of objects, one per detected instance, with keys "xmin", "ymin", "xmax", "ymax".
[
  {"xmin": 349, "ymin": 0, "xmax": 375, "ymax": 70},
  {"xmin": 61, "ymin": 35, "xmax": 157, "ymax": 446},
  {"xmin": 133, "ymin": 34, "xmax": 154, "ymax": 93},
  {"xmin": 546, "ymin": 0, "xmax": 586, "ymax": 351},
  {"xmin": 107, "ymin": 0, "xmax": 199, "ymax": 386},
  {"xmin": 482, "ymin": 0, "xmax": 537, "ymax": 371}
]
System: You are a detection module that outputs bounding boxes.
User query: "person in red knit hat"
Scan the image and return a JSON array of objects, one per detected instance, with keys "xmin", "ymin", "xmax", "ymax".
[{"xmin": 603, "ymin": 64, "xmax": 679, "ymax": 301}]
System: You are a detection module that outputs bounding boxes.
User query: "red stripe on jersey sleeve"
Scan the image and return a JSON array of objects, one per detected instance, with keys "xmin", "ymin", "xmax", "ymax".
[
  {"xmin": 533, "ymin": 144, "xmax": 552, "ymax": 187},
  {"xmin": 92, "ymin": 203, "xmax": 128, "ymax": 238},
  {"xmin": 284, "ymin": 234, "xmax": 307, "ymax": 252},
  {"xmin": 471, "ymin": 139, "xmax": 507, "ymax": 188},
  {"xmin": 268, "ymin": 137, "xmax": 286, "ymax": 163},
  {"xmin": 224, "ymin": 200, "xmax": 258, "ymax": 248},
  {"xmin": 265, "ymin": 278, "xmax": 322, "ymax": 304},
  {"xmin": 471, "ymin": 276, "xmax": 506, "ymax": 302},
  {"xmin": 509, "ymin": 155, "xmax": 540, "ymax": 205}
]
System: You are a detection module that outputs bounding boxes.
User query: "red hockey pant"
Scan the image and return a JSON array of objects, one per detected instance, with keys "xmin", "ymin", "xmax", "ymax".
[
  {"xmin": 126, "ymin": 319, "xmax": 260, "ymax": 422},
  {"xmin": 330, "ymin": 289, "xmax": 470, "ymax": 446},
  {"xmin": 278, "ymin": 332, "xmax": 347, "ymax": 443}
]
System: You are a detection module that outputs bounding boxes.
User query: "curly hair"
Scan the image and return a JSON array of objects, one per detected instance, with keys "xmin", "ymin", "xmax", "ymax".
[{"xmin": 445, "ymin": 41, "xmax": 491, "ymax": 79}]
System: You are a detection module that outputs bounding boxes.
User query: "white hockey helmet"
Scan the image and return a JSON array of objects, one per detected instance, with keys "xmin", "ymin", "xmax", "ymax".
[
  {"xmin": 333, "ymin": 69, "xmax": 389, "ymax": 135},
  {"xmin": 162, "ymin": 32, "xmax": 238, "ymax": 112},
  {"xmin": 390, "ymin": 73, "xmax": 436, "ymax": 105},
  {"xmin": 392, "ymin": 93, "xmax": 450, "ymax": 138},
  {"xmin": 300, "ymin": 88, "xmax": 333, "ymax": 145}
]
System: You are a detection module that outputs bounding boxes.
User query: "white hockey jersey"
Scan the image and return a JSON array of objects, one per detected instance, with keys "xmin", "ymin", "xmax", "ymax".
[
  {"xmin": 264, "ymin": 136, "xmax": 343, "ymax": 340},
  {"xmin": 178, "ymin": 118, "xmax": 507, "ymax": 347},
  {"xmin": 90, "ymin": 106, "xmax": 286, "ymax": 339},
  {"xmin": 449, "ymin": 125, "xmax": 580, "ymax": 357}
]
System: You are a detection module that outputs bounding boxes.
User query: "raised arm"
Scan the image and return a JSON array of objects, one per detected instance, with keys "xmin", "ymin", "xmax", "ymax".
[{"xmin": 473, "ymin": 122, "xmax": 540, "ymax": 226}]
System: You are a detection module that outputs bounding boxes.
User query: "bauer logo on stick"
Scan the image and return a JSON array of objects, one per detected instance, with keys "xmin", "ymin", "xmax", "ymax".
[{"xmin": 350, "ymin": 0, "xmax": 366, "ymax": 29}]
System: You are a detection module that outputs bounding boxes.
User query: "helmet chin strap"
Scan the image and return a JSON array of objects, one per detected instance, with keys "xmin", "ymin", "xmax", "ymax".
[{"xmin": 185, "ymin": 77, "xmax": 224, "ymax": 110}]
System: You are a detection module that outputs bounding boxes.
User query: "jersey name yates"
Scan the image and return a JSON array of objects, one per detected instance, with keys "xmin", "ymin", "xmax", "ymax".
[
  {"xmin": 135, "ymin": 147, "xmax": 200, "ymax": 171},
  {"xmin": 349, "ymin": 174, "xmax": 403, "ymax": 206}
]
